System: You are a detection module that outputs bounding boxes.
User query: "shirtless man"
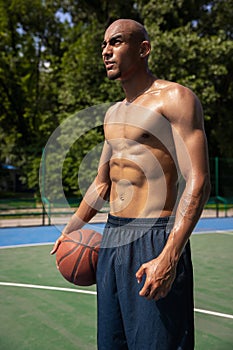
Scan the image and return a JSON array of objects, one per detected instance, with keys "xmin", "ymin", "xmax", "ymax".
[{"xmin": 51, "ymin": 19, "xmax": 210, "ymax": 349}]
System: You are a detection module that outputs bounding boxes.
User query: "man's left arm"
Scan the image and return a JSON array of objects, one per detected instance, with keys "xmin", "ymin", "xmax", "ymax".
[{"xmin": 136, "ymin": 85, "xmax": 211, "ymax": 300}]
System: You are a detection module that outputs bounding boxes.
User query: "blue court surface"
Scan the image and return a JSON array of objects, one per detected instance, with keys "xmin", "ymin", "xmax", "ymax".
[
  {"xmin": 0, "ymin": 222, "xmax": 104, "ymax": 247},
  {"xmin": 0, "ymin": 217, "xmax": 232, "ymax": 248}
]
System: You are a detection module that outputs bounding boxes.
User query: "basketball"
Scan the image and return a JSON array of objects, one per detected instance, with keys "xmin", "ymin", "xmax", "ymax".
[{"xmin": 56, "ymin": 229, "xmax": 102, "ymax": 286}]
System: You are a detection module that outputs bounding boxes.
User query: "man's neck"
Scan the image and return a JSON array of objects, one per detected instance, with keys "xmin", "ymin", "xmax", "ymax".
[{"xmin": 121, "ymin": 71, "xmax": 156, "ymax": 103}]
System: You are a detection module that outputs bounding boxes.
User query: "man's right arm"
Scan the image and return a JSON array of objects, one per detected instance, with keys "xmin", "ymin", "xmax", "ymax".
[{"xmin": 50, "ymin": 140, "xmax": 111, "ymax": 254}]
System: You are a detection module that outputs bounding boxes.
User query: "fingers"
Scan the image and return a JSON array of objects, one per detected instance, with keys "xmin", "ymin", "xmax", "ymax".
[
  {"xmin": 139, "ymin": 282, "xmax": 168, "ymax": 301},
  {"xmin": 136, "ymin": 260, "xmax": 175, "ymax": 300},
  {"xmin": 139, "ymin": 282, "xmax": 151, "ymax": 297},
  {"xmin": 138, "ymin": 276, "xmax": 158, "ymax": 299},
  {"xmin": 135, "ymin": 264, "xmax": 146, "ymax": 284},
  {"xmin": 50, "ymin": 241, "xmax": 59, "ymax": 255},
  {"xmin": 136, "ymin": 264, "xmax": 159, "ymax": 298},
  {"xmin": 137, "ymin": 273, "xmax": 171, "ymax": 300},
  {"xmin": 148, "ymin": 288, "xmax": 168, "ymax": 301},
  {"xmin": 50, "ymin": 234, "xmax": 66, "ymax": 255}
]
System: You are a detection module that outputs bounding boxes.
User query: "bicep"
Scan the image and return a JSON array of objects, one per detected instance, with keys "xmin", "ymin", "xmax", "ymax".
[
  {"xmin": 170, "ymin": 92, "xmax": 209, "ymax": 182},
  {"xmin": 173, "ymin": 127, "xmax": 209, "ymax": 182}
]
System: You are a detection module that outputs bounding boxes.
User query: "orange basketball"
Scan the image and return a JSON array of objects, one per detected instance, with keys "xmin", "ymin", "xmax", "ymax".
[{"xmin": 56, "ymin": 229, "xmax": 102, "ymax": 286}]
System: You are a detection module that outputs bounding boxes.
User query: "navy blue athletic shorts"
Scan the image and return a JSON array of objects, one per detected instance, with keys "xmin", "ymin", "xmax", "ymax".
[{"xmin": 96, "ymin": 214, "xmax": 194, "ymax": 350}]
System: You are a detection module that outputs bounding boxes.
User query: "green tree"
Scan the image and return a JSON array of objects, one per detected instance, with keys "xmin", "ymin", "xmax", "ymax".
[
  {"xmin": 0, "ymin": 0, "xmax": 67, "ymax": 192},
  {"xmin": 0, "ymin": 0, "xmax": 140, "ymax": 197},
  {"xmin": 139, "ymin": 0, "xmax": 233, "ymax": 156}
]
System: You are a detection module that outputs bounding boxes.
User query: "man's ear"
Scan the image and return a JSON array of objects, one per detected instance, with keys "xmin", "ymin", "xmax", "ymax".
[{"xmin": 139, "ymin": 41, "xmax": 151, "ymax": 58}]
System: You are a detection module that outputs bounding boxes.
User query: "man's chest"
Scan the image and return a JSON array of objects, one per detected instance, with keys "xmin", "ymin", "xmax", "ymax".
[{"xmin": 105, "ymin": 102, "xmax": 174, "ymax": 153}]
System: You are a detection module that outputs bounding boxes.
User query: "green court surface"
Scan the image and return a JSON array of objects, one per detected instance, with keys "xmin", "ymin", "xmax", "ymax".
[{"xmin": 0, "ymin": 232, "xmax": 232, "ymax": 349}]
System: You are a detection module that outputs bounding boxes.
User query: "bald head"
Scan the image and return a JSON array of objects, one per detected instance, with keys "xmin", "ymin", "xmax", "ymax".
[{"xmin": 106, "ymin": 19, "xmax": 150, "ymax": 44}]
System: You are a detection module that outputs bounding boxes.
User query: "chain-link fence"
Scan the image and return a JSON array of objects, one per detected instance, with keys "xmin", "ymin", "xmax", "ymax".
[{"xmin": 208, "ymin": 157, "xmax": 233, "ymax": 216}]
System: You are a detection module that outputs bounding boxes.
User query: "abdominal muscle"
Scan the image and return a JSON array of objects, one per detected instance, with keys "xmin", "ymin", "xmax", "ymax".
[
  {"xmin": 109, "ymin": 156, "xmax": 178, "ymax": 218},
  {"xmin": 105, "ymin": 101, "xmax": 179, "ymax": 218}
]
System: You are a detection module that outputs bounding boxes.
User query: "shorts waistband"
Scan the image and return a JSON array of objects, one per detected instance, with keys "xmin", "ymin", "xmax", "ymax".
[{"xmin": 107, "ymin": 214, "xmax": 175, "ymax": 229}]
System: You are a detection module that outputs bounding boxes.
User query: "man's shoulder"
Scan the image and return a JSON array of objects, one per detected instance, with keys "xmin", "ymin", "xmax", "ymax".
[
  {"xmin": 153, "ymin": 79, "xmax": 202, "ymax": 125},
  {"xmin": 153, "ymin": 79, "xmax": 198, "ymax": 113},
  {"xmin": 154, "ymin": 79, "xmax": 193, "ymax": 97}
]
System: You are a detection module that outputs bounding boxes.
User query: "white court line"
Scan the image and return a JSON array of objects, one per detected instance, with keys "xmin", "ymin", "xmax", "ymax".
[
  {"xmin": 193, "ymin": 229, "xmax": 233, "ymax": 235},
  {"xmin": 0, "ymin": 282, "xmax": 96, "ymax": 295},
  {"xmin": 194, "ymin": 308, "xmax": 233, "ymax": 319},
  {"xmin": 1, "ymin": 282, "xmax": 233, "ymax": 320},
  {"xmin": 0, "ymin": 242, "xmax": 54, "ymax": 249}
]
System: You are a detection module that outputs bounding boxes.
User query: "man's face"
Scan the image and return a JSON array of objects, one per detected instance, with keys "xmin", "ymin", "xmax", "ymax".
[{"xmin": 102, "ymin": 23, "xmax": 141, "ymax": 81}]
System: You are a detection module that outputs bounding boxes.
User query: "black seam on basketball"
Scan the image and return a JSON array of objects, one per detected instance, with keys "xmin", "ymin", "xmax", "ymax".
[
  {"xmin": 57, "ymin": 244, "xmax": 80, "ymax": 265},
  {"xmin": 71, "ymin": 231, "xmax": 96, "ymax": 283},
  {"xmin": 62, "ymin": 237, "xmax": 101, "ymax": 252},
  {"xmin": 57, "ymin": 238, "xmax": 100, "ymax": 266}
]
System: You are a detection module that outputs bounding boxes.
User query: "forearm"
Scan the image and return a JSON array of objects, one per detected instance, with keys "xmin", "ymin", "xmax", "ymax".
[
  {"xmin": 62, "ymin": 201, "xmax": 98, "ymax": 235},
  {"xmin": 63, "ymin": 178, "xmax": 110, "ymax": 235},
  {"xmin": 162, "ymin": 174, "xmax": 210, "ymax": 262}
]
